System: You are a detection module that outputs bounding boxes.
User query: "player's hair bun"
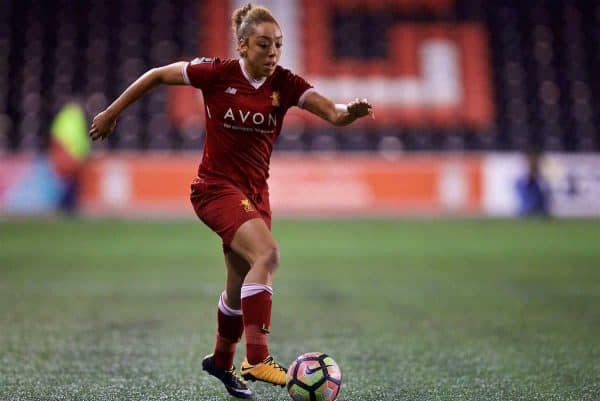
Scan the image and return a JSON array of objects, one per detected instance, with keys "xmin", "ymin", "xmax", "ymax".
[{"xmin": 232, "ymin": 3, "xmax": 253, "ymax": 35}]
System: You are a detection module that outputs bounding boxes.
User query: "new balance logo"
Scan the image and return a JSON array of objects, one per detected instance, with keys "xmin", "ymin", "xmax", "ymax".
[
  {"xmin": 225, "ymin": 87, "xmax": 237, "ymax": 95},
  {"xmin": 191, "ymin": 57, "xmax": 213, "ymax": 65}
]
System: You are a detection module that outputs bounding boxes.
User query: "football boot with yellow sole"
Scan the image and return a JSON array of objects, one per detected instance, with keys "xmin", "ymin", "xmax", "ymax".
[{"xmin": 240, "ymin": 355, "xmax": 287, "ymax": 387}]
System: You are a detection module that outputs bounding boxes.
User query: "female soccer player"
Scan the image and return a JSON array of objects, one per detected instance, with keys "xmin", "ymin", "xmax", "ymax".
[{"xmin": 89, "ymin": 4, "xmax": 372, "ymax": 399}]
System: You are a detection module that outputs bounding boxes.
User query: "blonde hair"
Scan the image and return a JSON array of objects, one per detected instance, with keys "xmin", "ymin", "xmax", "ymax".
[{"xmin": 232, "ymin": 3, "xmax": 279, "ymax": 54}]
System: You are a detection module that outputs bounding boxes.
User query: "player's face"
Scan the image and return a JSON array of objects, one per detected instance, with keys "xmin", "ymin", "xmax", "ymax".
[{"xmin": 243, "ymin": 22, "xmax": 282, "ymax": 78}]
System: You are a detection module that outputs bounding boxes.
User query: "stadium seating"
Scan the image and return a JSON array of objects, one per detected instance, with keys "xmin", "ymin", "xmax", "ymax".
[{"xmin": 0, "ymin": 0, "xmax": 598, "ymax": 152}]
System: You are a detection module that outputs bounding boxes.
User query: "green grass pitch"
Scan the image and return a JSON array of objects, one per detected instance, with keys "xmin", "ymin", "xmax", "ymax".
[{"xmin": 1, "ymin": 218, "xmax": 599, "ymax": 400}]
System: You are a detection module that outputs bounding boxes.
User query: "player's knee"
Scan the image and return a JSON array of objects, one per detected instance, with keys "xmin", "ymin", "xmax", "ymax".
[{"xmin": 261, "ymin": 245, "xmax": 280, "ymax": 273}]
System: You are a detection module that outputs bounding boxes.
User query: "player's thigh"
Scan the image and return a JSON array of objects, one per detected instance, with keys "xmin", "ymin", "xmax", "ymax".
[
  {"xmin": 230, "ymin": 217, "xmax": 278, "ymax": 267},
  {"xmin": 191, "ymin": 180, "xmax": 265, "ymax": 247}
]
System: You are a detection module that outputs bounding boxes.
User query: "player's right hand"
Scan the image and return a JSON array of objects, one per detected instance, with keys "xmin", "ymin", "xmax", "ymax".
[{"xmin": 89, "ymin": 110, "xmax": 117, "ymax": 141}]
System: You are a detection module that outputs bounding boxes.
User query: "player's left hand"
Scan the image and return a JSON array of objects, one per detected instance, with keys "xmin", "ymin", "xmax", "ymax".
[{"xmin": 348, "ymin": 98, "xmax": 374, "ymax": 119}]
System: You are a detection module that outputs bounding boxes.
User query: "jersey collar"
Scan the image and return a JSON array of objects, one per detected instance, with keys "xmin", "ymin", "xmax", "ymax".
[{"xmin": 239, "ymin": 58, "xmax": 267, "ymax": 89}]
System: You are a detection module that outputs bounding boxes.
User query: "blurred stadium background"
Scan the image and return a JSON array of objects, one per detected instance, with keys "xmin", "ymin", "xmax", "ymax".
[
  {"xmin": 2, "ymin": 2, "xmax": 600, "ymax": 400},
  {"xmin": 1, "ymin": 0, "xmax": 599, "ymax": 217}
]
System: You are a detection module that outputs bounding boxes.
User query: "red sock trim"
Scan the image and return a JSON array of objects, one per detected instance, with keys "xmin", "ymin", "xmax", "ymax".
[
  {"xmin": 213, "ymin": 308, "xmax": 243, "ymax": 369},
  {"xmin": 241, "ymin": 291, "xmax": 272, "ymax": 329},
  {"xmin": 245, "ymin": 325, "xmax": 269, "ymax": 346},
  {"xmin": 242, "ymin": 291, "xmax": 272, "ymax": 364},
  {"xmin": 218, "ymin": 309, "xmax": 244, "ymax": 341}
]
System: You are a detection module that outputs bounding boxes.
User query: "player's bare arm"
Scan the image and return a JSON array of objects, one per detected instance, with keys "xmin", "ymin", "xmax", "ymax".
[
  {"xmin": 89, "ymin": 62, "xmax": 187, "ymax": 141},
  {"xmin": 302, "ymin": 91, "xmax": 374, "ymax": 127}
]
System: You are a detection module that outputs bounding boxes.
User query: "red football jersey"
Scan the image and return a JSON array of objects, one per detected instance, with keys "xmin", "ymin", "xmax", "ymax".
[{"xmin": 183, "ymin": 57, "xmax": 313, "ymax": 194}]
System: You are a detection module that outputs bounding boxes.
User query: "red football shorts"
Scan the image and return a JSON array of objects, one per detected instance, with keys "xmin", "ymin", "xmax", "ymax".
[{"xmin": 190, "ymin": 176, "xmax": 271, "ymax": 250}]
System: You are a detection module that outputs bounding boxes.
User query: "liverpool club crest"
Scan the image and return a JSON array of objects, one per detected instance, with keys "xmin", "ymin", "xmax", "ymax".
[{"xmin": 270, "ymin": 92, "xmax": 280, "ymax": 107}]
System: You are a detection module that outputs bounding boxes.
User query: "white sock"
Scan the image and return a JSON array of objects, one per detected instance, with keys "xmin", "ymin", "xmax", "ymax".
[
  {"xmin": 218, "ymin": 291, "xmax": 242, "ymax": 316},
  {"xmin": 240, "ymin": 283, "xmax": 273, "ymax": 299}
]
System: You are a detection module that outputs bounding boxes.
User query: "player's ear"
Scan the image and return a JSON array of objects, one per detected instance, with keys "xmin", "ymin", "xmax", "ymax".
[{"xmin": 238, "ymin": 38, "xmax": 249, "ymax": 57}]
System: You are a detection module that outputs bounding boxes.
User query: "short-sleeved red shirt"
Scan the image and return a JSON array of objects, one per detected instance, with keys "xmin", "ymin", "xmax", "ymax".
[{"xmin": 183, "ymin": 57, "xmax": 313, "ymax": 194}]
